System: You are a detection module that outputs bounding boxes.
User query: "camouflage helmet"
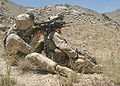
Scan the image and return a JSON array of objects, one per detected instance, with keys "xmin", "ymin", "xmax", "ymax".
[
  {"xmin": 15, "ymin": 13, "xmax": 35, "ymax": 30},
  {"xmin": 48, "ymin": 14, "xmax": 63, "ymax": 22},
  {"xmin": 16, "ymin": 13, "xmax": 34, "ymax": 21}
]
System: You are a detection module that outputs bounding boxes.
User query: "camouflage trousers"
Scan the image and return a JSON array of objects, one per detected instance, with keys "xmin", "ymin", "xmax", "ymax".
[{"xmin": 25, "ymin": 52, "xmax": 99, "ymax": 76}]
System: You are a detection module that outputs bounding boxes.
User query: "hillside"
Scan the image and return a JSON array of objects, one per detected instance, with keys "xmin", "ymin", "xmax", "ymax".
[
  {"xmin": 0, "ymin": 0, "xmax": 29, "ymax": 25},
  {"xmin": 0, "ymin": 0, "xmax": 120, "ymax": 29},
  {"xmin": 29, "ymin": 4, "xmax": 120, "ymax": 29},
  {"xmin": 105, "ymin": 9, "xmax": 120, "ymax": 24},
  {"xmin": 0, "ymin": 0, "xmax": 120, "ymax": 86},
  {"xmin": 0, "ymin": 21, "xmax": 120, "ymax": 86}
]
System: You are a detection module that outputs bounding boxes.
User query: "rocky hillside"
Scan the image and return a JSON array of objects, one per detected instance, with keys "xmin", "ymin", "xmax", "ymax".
[
  {"xmin": 0, "ymin": 0, "xmax": 120, "ymax": 29},
  {"xmin": 105, "ymin": 9, "xmax": 120, "ymax": 24},
  {"xmin": 29, "ymin": 4, "xmax": 120, "ymax": 29},
  {"xmin": 0, "ymin": 0, "xmax": 29, "ymax": 25}
]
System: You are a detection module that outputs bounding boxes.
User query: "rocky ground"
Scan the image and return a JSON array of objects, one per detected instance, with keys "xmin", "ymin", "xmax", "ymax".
[{"xmin": 0, "ymin": 0, "xmax": 120, "ymax": 86}]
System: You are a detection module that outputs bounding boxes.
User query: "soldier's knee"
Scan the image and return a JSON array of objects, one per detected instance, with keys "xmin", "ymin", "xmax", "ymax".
[
  {"xmin": 6, "ymin": 34, "xmax": 19, "ymax": 46},
  {"xmin": 26, "ymin": 52, "xmax": 42, "ymax": 57},
  {"xmin": 7, "ymin": 34, "xmax": 18, "ymax": 40},
  {"xmin": 26, "ymin": 52, "xmax": 37, "ymax": 57},
  {"xmin": 9, "ymin": 34, "xmax": 24, "ymax": 43},
  {"xmin": 5, "ymin": 36, "xmax": 19, "ymax": 53},
  {"xmin": 25, "ymin": 52, "xmax": 42, "ymax": 61}
]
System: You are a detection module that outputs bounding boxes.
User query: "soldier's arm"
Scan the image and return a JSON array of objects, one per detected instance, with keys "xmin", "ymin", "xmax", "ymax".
[{"xmin": 52, "ymin": 32, "xmax": 78, "ymax": 58}]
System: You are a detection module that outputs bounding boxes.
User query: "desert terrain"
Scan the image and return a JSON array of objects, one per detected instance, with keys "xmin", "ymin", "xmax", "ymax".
[{"xmin": 0, "ymin": 0, "xmax": 120, "ymax": 86}]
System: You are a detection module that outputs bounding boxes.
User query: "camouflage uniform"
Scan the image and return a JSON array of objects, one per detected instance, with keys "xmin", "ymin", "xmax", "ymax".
[
  {"xmin": 4, "ymin": 14, "xmax": 100, "ymax": 77},
  {"xmin": 4, "ymin": 13, "xmax": 40, "ymax": 64},
  {"xmin": 25, "ymin": 31, "xmax": 95, "ymax": 76}
]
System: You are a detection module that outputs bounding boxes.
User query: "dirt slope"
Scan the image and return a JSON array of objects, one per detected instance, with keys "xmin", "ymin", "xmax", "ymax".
[{"xmin": 62, "ymin": 21, "xmax": 120, "ymax": 59}]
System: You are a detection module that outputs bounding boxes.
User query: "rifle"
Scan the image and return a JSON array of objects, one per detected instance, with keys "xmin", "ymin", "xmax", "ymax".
[
  {"xmin": 27, "ymin": 15, "xmax": 67, "ymax": 54},
  {"xmin": 75, "ymin": 49, "xmax": 97, "ymax": 65},
  {"xmin": 27, "ymin": 15, "xmax": 65, "ymax": 36}
]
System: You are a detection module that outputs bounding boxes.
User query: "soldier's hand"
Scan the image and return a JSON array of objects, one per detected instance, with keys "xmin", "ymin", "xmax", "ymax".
[
  {"xmin": 78, "ymin": 55, "xmax": 86, "ymax": 59},
  {"xmin": 33, "ymin": 31, "xmax": 43, "ymax": 40},
  {"xmin": 32, "ymin": 25, "xmax": 39, "ymax": 29}
]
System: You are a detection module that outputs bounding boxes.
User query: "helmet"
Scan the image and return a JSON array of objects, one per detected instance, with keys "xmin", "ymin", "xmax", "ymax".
[
  {"xmin": 48, "ymin": 14, "xmax": 63, "ymax": 22},
  {"xmin": 15, "ymin": 13, "xmax": 34, "ymax": 30},
  {"xmin": 48, "ymin": 16, "xmax": 59, "ymax": 21},
  {"xmin": 16, "ymin": 13, "xmax": 34, "ymax": 20}
]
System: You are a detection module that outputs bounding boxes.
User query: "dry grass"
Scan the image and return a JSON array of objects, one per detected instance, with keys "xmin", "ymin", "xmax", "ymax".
[
  {"xmin": 0, "ymin": 73, "xmax": 16, "ymax": 86},
  {"xmin": 17, "ymin": 58, "xmax": 38, "ymax": 73},
  {"xmin": 102, "ymin": 57, "xmax": 120, "ymax": 85},
  {"xmin": 0, "ymin": 33, "xmax": 16, "ymax": 86},
  {"xmin": 0, "ymin": 55, "xmax": 16, "ymax": 86},
  {"xmin": 58, "ymin": 73, "xmax": 82, "ymax": 86}
]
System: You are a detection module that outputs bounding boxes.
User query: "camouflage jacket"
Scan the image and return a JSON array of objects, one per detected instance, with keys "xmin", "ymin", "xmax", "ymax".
[
  {"xmin": 5, "ymin": 24, "xmax": 32, "ymax": 44},
  {"xmin": 4, "ymin": 24, "xmax": 43, "ymax": 52},
  {"xmin": 44, "ymin": 31, "xmax": 78, "ymax": 65}
]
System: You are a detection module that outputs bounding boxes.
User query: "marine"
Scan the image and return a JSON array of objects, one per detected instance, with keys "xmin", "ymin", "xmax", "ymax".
[{"xmin": 4, "ymin": 13, "xmax": 102, "ymax": 77}]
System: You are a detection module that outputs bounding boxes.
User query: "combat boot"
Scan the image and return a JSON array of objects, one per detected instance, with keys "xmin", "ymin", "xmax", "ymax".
[{"xmin": 55, "ymin": 65, "xmax": 77, "ymax": 77}]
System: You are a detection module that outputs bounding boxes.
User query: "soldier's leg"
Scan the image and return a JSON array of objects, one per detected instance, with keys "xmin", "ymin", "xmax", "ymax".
[
  {"xmin": 67, "ymin": 58, "xmax": 89, "ymax": 72},
  {"xmin": 68, "ymin": 58, "xmax": 102, "ymax": 73},
  {"xmin": 25, "ymin": 53, "xmax": 76, "ymax": 77},
  {"xmin": 5, "ymin": 34, "xmax": 32, "ymax": 55}
]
